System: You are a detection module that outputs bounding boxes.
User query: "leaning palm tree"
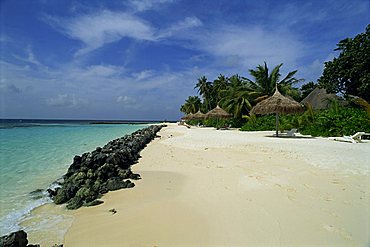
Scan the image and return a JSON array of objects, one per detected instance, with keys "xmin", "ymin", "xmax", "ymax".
[
  {"xmin": 180, "ymin": 96, "xmax": 201, "ymax": 114},
  {"xmin": 246, "ymin": 62, "xmax": 302, "ymax": 100}
]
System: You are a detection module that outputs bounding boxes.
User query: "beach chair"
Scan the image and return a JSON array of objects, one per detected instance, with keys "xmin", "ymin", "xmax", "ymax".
[
  {"xmin": 284, "ymin": 128, "xmax": 297, "ymax": 137},
  {"xmin": 274, "ymin": 128, "xmax": 297, "ymax": 137},
  {"xmin": 328, "ymin": 132, "xmax": 370, "ymax": 143},
  {"xmin": 219, "ymin": 124, "xmax": 231, "ymax": 130}
]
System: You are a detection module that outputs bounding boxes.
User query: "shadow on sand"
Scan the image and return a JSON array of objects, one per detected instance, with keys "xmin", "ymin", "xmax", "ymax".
[{"xmin": 265, "ymin": 135, "xmax": 316, "ymax": 139}]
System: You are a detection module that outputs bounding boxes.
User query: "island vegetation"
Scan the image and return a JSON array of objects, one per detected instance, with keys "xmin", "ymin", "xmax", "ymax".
[{"xmin": 180, "ymin": 24, "xmax": 370, "ymax": 137}]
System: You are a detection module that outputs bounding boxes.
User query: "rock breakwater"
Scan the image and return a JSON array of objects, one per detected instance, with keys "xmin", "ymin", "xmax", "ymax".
[{"xmin": 48, "ymin": 125, "xmax": 164, "ymax": 209}]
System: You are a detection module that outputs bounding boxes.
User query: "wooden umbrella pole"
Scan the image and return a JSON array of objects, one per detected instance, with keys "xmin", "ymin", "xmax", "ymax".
[{"xmin": 275, "ymin": 112, "xmax": 279, "ymax": 137}]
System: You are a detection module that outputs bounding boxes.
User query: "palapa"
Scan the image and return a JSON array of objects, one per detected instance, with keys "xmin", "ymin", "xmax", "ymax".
[
  {"xmin": 250, "ymin": 86, "xmax": 304, "ymax": 137},
  {"xmin": 205, "ymin": 105, "xmax": 232, "ymax": 119},
  {"xmin": 205, "ymin": 105, "xmax": 232, "ymax": 129},
  {"xmin": 181, "ymin": 113, "xmax": 194, "ymax": 120},
  {"xmin": 191, "ymin": 110, "xmax": 206, "ymax": 120}
]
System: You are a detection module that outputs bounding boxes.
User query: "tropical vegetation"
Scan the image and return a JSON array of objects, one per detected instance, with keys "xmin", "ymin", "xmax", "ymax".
[
  {"xmin": 318, "ymin": 24, "xmax": 370, "ymax": 101},
  {"xmin": 180, "ymin": 25, "xmax": 370, "ymax": 137}
]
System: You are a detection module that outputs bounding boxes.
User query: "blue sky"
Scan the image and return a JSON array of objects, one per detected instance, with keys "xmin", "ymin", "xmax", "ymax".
[{"xmin": 1, "ymin": 0, "xmax": 369, "ymax": 120}]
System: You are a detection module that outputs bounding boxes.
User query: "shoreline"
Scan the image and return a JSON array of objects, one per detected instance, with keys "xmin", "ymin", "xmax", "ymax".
[
  {"xmin": 1, "ymin": 123, "xmax": 162, "ymax": 245},
  {"xmin": 59, "ymin": 124, "xmax": 369, "ymax": 246}
]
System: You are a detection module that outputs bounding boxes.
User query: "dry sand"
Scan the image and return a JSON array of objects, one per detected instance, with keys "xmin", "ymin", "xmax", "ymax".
[{"xmin": 63, "ymin": 124, "xmax": 370, "ymax": 246}]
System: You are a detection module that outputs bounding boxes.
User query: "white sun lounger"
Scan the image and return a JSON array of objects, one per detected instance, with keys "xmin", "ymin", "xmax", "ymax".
[
  {"xmin": 274, "ymin": 128, "xmax": 297, "ymax": 137},
  {"xmin": 328, "ymin": 132, "xmax": 370, "ymax": 143}
]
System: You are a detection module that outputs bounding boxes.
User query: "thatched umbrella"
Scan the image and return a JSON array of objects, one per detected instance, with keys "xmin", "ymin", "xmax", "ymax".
[
  {"xmin": 205, "ymin": 105, "xmax": 232, "ymax": 128},
  {"xmin": 191, "ymin": 110, "xmax": 206, "ymax": 120},
  {"xmin": 181, "ymin": 113, "xmax": 194, "ymax": 121},
  {"xmin": 250, "ymin": 86, "xmax": 304, "ymax": 136}
]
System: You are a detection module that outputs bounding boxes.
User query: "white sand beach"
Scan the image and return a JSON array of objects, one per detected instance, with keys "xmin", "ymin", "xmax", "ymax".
[{"xmin": 62, "ymin": 124, "xmax": 369, "ymax": 246}]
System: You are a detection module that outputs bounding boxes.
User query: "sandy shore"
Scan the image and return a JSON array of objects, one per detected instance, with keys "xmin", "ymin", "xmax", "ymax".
[{"xmin": 63, "ymin": 124, "xmax": 369, "ymax": 246}]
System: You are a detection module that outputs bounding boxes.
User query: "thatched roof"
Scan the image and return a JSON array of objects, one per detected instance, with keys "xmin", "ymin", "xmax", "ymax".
[
  {"xmin": 181, "ymin": 113, "xmax": 194, "ymax": 120},
  {"xmin": 191, "ymin": 110, "xmax": 206, "ymax": 120},
  {"xmin": 205, "ymin": 105, "xmax": 232, "ymax": 119},
  {"xmin": 300, "ymin": 87, "xmax": 340, "ymax": 110},
  {"xmin": 251, "ymin": 88, "xmax": 304, "ymax": 115}
]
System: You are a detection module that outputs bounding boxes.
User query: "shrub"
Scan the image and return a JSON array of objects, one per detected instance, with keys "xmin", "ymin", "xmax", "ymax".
[{"xmin": 240, "ymin": 104, "xmax": 370, "ymax": 137}]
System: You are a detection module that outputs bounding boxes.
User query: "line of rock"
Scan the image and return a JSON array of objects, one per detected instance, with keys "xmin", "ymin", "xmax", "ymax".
[
  {"xmin": 48, "ymin": 124, "xmax": 165, "ymax": 209},
  {"xmin": 0, "ymin": 230, "xmax": 61, "ymax": 247}
]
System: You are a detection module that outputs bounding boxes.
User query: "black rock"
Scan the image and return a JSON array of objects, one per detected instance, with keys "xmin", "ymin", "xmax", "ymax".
[
  {"xmin": 0, "ymin": 230, "xmax": 28, "ymax": 247},
  {"xmin": 47, "ymin": 188, "xmax": 57, "ymax": 197},
  {"xmin": 53, "ymin": 188, "xmax": 69, "ymax": 205},
  {"xmin": 51, "ymin": 125, "xmax": 165, "ymax": 209},
  {"xmin": 106, "ymin": 177, "xmax": 127, "ymax": 191},
  {"xmin": 75, "ymin": 186, "xmax": 98, "ymax": 203},
  {"xmin": 29, "ymin": 189, "xmax": 44, "ymax": 200},
  {"xmin": 126, "ymin": 180, "xmax": 135, "ymax": 188},
  {"xmin": 66, "ymin": 196, "xmax": 83, "ymax": 210},
  {"xmin": 129, "ymin": 173, "xmax": 141, "ymax": 180},
  {"xmin": 84, "ymin": 200, "xmax": 104, "ymax": 207}
]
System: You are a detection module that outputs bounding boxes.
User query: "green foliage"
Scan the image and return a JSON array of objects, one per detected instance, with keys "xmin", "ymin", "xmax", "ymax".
[
  {"xmin": 194, "ymin": 76, "xmax": 213, "ymax": 111},
  {"xmin": 246, "ymin": 62, "xmax": 303, "ymax": 99},
  {"xmin": 240, "ymin": 114, "xmax": 276, "ymax": 131},
  {"xmin": 188, "ymin": 118, "xmax": 245, "ymax": 128},
  {"xmin": 300, "ymin": 81, "xmax": 316, "ymax": 100},
  {"xmin": 180, "ymin": 96, "xmax": 201, "ymax": 114},
  {"xmin": 240, "ymin": 103, "xmax": 370, "ymax": 137},
  {"xmin": 318, "ymin": 24, "xmax": 370, "ymax": 101},
  {"xmin": 219, "ymin": 75, "xmax": 255, "ymax": 118}
]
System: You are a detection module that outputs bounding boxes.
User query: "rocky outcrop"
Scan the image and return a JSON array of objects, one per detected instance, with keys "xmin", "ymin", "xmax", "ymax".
[
  {"xmin": 0, "ymin": 230, "xmax": 63, "ymax": 247},
  {"xmin": 0, "ymin": 230, "xmax": 41, "ymax": 247},
  {"xmin": 48, "ymin": 125, "xmax": 164, "ymax": 209}
]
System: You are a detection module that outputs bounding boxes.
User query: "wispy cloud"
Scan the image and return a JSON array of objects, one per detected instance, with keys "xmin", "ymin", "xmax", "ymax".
[
  {"xmin": 46, "ymin": 94, "xmax": 88, "ymax": 107},
  {"xmin": 12, "ymin": 45, "xmax": 42, "ymax": 66},
  {"xmin": 133, "ymin": 69, "xmax": 155, "ymax": 80},
  {"xmin": 43, "ymin": 9, "xmax": 201, "ymax": 56},
  {"xmin": 191, "ymin": 25, "xmax": 305, "ymax": 69},
  {"xmin": 116, "ymin": 95, "xmax": 141, "ymax": 109},
  {"xmin": 43, "ymin": 10, "xmax": 157, "ymax": 56},
  {"xmin": 158, "ymin": 16, "xmax": 202, "ymax": 38},
  {"xmin": 127, "ymin": 0, "xmax": 174, "ymax": 12}
]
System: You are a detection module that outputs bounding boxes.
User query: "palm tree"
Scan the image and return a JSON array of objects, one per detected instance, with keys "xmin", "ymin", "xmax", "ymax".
[
  {"xmin": 219, "ymin": 75, "xmax": 258, "ymax": 118},
  {"xmin": 194, "ymin": 76, "xmax": 213, "ymax": 111},
  {"xmin": 212, "ymin": 74, "xmax": 229, "ymax": 105},
  {"xmin": 246, "ymin": 62, "xmax": 302, "ymax": 100},
  {"xmin": 180, "ymin": 96, "xmax": 201, "ymax": 114}
]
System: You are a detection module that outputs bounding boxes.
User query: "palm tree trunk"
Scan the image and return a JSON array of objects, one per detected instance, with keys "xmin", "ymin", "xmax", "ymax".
[{"xmin": 275, "ymin": 112, "xmax": 279, "ymax": 137}]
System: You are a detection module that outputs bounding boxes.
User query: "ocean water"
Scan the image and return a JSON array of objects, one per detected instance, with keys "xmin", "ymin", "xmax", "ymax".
[{"xmin": 0, "ymin": 120, "xmax": 149, "ymax": 236}]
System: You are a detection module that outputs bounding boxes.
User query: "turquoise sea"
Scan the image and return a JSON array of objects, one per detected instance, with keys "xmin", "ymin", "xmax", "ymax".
[{"xmin": 0, "ymin": 120, "xmax": 149, "ymax": 236}]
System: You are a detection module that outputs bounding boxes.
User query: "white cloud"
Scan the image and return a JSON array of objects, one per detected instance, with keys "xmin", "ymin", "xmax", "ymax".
[
  {"xmin": 43, "ymin": 10, "xmax": 157, "ymax": 56},
  {"xmin": 77, "ymin": 64, "xmax": 125, "ymax": 78},
  {"xmin": 158, "ymin": 16, "xmax": 202, "ymax": 38},
  {"xmin": 133, "ymin": 69, "xmax": 155, "ymax": 80},
  {"xmin": 12, "ymin": 45, "xmax": 42, "ymax": 66},
  {"xmin": 43, "ymin": 8, "xmax": 202, "ymax": 56},
  {"xmin": 128, "ymin": 0, "xmax": 174, "ymax": 12},
  {"xmin": 191, "ymin": 25, "xmax": 305, "ymax": 69},
  {"xmin": 46, "ymin": 94, "xmax": 88, "ymax": 107},
  {"xmin": 116, "ymin": 95, "xmax": 141, "ymax": 109}
]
